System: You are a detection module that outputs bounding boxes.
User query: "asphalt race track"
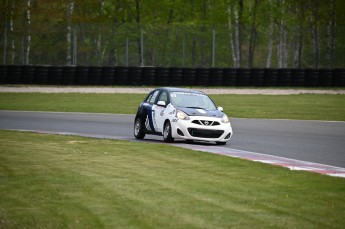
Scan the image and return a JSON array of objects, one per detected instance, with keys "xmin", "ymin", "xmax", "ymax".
[{"xmin": 0, "ymin": 110, "xmax": 344, "ymax": 168}]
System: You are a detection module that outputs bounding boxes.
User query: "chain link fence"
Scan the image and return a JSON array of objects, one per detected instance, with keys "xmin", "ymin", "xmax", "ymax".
[{"xmin": 1, "ymin": 23, "xmax": 345, "ymax": 68}]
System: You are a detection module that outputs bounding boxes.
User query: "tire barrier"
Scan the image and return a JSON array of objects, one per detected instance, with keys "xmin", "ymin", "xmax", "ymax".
[
  {"xmin": 182, "ymin": 68, "xmax": 196, "ymax": 86},
  {"xmin": 264, "ymin": 68, "xmax": 278, "ymax": 87},
  {"xmin": 8, "ymin": 65, "xmax": 21, "ymax": 84},
  {"xmin": 75, "ymin": 66, "xmax": 89, "ymax": 85},
  {"xmin": 237, "ymin": 68, "xmax": 251, "ymax": 86},
  {"xmin": 22, "ymin": 65, "xmax": 35, "ymax": 84},
  {"xmin": 48, "ymin": 66, "xmax": 63, "ymax": 85},
  {"xmin": 34, "ymin": 65, "xmax": 49, "ymax": 85},
  {"xmin": 156, "ymin": 67, "xmax": 169, "ymax": 86},
  {"xmin": 305, "ymin": 69, "xmax": 319, "ymax": 87},
  {"xmin": 0, "ymin": 65, "xmax": 8, "ymax": 84},
  {"xmin": 89, "ymin": 66, "xmax": 102, "ymax": 85},
  {"xmin": 318, "ymin": 69, "xmax": 333, "ymax": 87},
  {"xmin": 223, "ymin": 68, "xmax": 237, "ymax": 86},
  {"xmin": 101, "ymin": 66, "xmax": 115, "ymax": 85},
  {"xmin": 115, "ymin": 66, "xmax": 128, "ymax": 85},
  {"xmin": 169, "ymin": 67, "xmax": 182, "ymax": 86},
  {"xmin": 210, "ymin": 68, "xmax": 223, "ymax": 86},
  {"xmin": 333, "ymin": 69, "xmax": 345, "ymax": 87},
  {"xmin": 278, "ymin": 69, "xmax": 292, "ymax": 87},
  {"xmin": 62, "ymin": 66, "xmax": 76, "ymax": 85},
  {"xmin": 142, "ymin": 67, "xmax": 156, "ymax": 86},
  {"xmin": 291, "ymin": 69, "xmax": 305, "ymax": 87},
  {"xmin": 128, "ymin": 67, "xmax": 142, "ymax": 86},
  {"xmin": 195, "ymin": 68, "xmax": 210, "ymax": 86},
  {"xmin": 0, "ymin": 65, "xmax": 344, "ymax": 87},
  {"xmin": 251, "ymin": 68, "xmax": 265, "ymax": 87}
]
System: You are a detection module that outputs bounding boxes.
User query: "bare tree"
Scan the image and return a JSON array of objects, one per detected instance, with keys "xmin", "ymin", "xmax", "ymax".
[
  {"xmin": 309, "ymin": 0, "xmax": 319, "ymax": 68},
  {"xmin": 227, "ymin": 0, "xmax": 241, "ymax": 68},
  {"xmin": 66, "ymin": 0, "xmax": 74, "ymax": 65},
  {"xmin": 266, "ymin": 18, "xmax": 274, "ymax": 68},
  {"xmin": 227, "ymin": 0, "xmax": 236, "ymax": 67},
  {"xmin": 237, "ymin": 0, "xmax": 243, "ymax": 67},
  {"xmin": 292, "ymin": 1, "xmax": 305, "ymax": 68},
  {"xmin": 134, "ymin": 0, "xmax": 143, "ymax": 66},
  {"xmin": 25, "ymin": 0, "xmax": 31, "ymax": 64},
  {"xmin": 326, "ymin": 0, "xmax": 336, "ymax": 68},
  {"xmin": 108, "ymin": 2, "xmax": 124, "ymax": 66},
  {"xmin": 277, "ymin": 0, "xmax": 288, "ymax": 68},
  {"xmin": 9, "ymin": 0, "xmax": 15, "ymax": 64},
  {"xmin": 200, "ymin": 0, "xmax": 207, "ymax": 67},
  {"xmin": 234, "ymin": 1, "xmax": 241, "ymax": 67},
  {"xmin": 190, "ymin": 0, "xmax": 197, "ymax": 67},
  {"xmin": 96, "ymin": 0, "xmax": 105, "ymax": 65},
  {"xmin": 247, "ymin": 0, "xmax": 258, "ymax": 68},
  {"xmin": 3, "ymin": 0, "xmax": 8, "ymax": 64}
]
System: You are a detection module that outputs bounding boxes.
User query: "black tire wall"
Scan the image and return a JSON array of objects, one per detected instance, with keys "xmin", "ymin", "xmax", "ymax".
[{"xmin": 1, "ymin": 65, "xmax": 344, "ymax": 87}]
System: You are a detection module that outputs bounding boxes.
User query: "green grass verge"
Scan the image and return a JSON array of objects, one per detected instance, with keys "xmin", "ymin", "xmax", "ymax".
[
  {"xmin": 1, "ymin": 92, "xmax": 345, "ymax": 121},
  {"xmin": 0, "ymin": 130, "xmax": 344, "ymax": 228}
]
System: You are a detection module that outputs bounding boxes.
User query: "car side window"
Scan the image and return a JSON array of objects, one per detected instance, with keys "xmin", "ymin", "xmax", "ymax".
[
  {"xmin": 149, "ymin": 90, "xmax": 160, "ymax": 104},
  {"xmin": 157, "ymin": 91, "xmax": 168, "ymax": 104},
  {"xmin": 145, "ymin": 93, "xmax": 153, "ymax": 102}
]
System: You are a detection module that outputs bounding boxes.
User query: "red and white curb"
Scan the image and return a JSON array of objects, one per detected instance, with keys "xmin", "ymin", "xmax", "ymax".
[{"xmin": 175, "ymin": 144, "xmax": 345, "ymax": 178}]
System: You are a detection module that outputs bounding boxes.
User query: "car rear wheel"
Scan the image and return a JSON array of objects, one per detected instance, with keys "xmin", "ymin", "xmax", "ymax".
[
  {"xmin": 163, "ymin": 121, "xmax": 174, "ymax": 143},
  {"xmin": 134, "ymin": 118, "xmax": 146, "ymax": 139}
]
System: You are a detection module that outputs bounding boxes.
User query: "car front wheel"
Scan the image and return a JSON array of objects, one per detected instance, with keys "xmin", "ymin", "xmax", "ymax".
[
  {"xmin": 163, "ymin": 121, "xmax": 174, "ymax": 143},
  {"xmin": 134, "ymin": 118, "xmax": 146, "ymax": 139}
]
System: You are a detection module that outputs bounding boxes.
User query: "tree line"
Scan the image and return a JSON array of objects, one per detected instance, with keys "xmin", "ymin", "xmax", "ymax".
[{"xmin": 1, "ymin": 0, "xmax": 344, "ymax": 68}]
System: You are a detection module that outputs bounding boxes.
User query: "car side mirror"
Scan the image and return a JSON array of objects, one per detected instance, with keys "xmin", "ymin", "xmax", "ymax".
[
  {"xmin": 157, "ymin": 101, "xmax": 166, "ymax": 107},
  {"xmin": 217, "ymin": 107, "xmax": 223, "ymax": 112}
]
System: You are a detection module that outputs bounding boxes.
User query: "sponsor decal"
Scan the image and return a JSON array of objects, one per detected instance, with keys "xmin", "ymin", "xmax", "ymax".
[
  {"xmin": 152, "ymin": 110, "xmax": 158, "ymax": 130},
  {"xmin": 145, "ymin": 115, "xmax": 151, "ymax": 131},
  {"xmin": 170, "ymin": 92, "xmax": 207, "ymax": 97},
  {"xmin": 147, "ymin": 105, "xmax": 156, "ymax": 132}
]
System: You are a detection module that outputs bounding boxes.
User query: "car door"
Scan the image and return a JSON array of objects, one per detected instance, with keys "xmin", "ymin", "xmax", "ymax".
[
  {"xmin": 152, "ymin": 90, "xmax": 169, "ymax": 133},
  {"xmin": 142, "ymin": 89, "xmax": 160, "ymax": 133}
]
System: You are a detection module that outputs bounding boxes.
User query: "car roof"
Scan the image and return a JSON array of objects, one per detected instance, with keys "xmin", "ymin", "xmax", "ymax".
[{"xmin": 159, "ymin": 87, "xmax": 205, "ymax": 95}]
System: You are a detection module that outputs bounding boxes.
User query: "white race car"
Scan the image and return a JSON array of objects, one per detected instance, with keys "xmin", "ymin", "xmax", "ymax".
[{"xmin": 134, "ymin": 87, "xmax": 233, "ymax": 145}]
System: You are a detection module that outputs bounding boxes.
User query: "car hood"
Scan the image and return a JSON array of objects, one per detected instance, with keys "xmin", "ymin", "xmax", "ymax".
[{"xmin": 177, "ymin": 107, "xmax": 224, "ymax": 118}]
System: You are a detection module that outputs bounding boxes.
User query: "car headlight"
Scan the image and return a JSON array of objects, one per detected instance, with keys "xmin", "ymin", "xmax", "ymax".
[
  {"xmin": 221, "ymin": 114, "xmax": 230, "ymax": 123},
  {"xmin": 176, "ymin": 110, "xmax": 190, "ymax": 120}
]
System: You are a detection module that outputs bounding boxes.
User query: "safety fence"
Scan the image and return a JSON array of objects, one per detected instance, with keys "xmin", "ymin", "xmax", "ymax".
[{"xmin": 0, "ymin": 65, "xmax": 344, "ymax": 87}]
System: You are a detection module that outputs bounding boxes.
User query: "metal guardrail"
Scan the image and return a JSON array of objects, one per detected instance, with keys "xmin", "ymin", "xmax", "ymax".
[{"xmin": 0, "ymin": 65, "xmax": 344, "ymax": 87}]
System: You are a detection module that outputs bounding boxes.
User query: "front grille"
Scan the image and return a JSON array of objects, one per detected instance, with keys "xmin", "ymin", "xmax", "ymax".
[
  {"xmin": 192, "ymin": 120, "xmax": 220, "ymax": 126},
  {"xmin": 188, "ymin": 128, "xmax": 224, "ymax": 139}
]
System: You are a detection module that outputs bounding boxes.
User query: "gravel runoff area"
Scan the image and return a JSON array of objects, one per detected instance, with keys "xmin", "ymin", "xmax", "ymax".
[{"xmin": 0, "ymin": 86, "xmax": 344, "ymax": 95}]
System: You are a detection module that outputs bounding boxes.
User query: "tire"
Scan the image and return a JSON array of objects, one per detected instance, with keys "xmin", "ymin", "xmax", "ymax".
[
  {"xmin": 134, "ymin": 118, "xmax": 146, "ymax": 139},
  {"xmin": 216, "ymin": 141, "xmax": 227, "ymax": 145},
  {"xmin": 163, "ymin": 121, "xmax": 174, "ymax": 143}
]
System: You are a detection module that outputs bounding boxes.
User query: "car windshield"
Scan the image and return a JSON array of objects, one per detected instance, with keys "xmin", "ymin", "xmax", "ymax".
[{"xmin": 170, "ymin": 91, "xmax": 217, "ymax": 110}]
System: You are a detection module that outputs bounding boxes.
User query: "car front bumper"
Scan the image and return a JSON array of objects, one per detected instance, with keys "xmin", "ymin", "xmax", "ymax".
[{"xmin": 171, "ymin": 116, "xmax": 233, "ymax": 143}]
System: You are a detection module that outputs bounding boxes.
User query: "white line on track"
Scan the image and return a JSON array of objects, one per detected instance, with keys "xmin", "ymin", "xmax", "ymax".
[
  {"xmin": 175, "ymin": 144, "xmax": 345, "ymax": 178},
  {"xmin": 5, "ymin": 128, "xmax": 345, "ymax": 179}
]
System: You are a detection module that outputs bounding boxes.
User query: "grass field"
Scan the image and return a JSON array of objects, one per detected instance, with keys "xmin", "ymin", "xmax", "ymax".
[
  {"xmin": 0, "ymin": 129, "xmax": 344, "ymax": 228},
  {"xmin": 1, "ymin": 93, "xmax": 345, "ymax": 121}
]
